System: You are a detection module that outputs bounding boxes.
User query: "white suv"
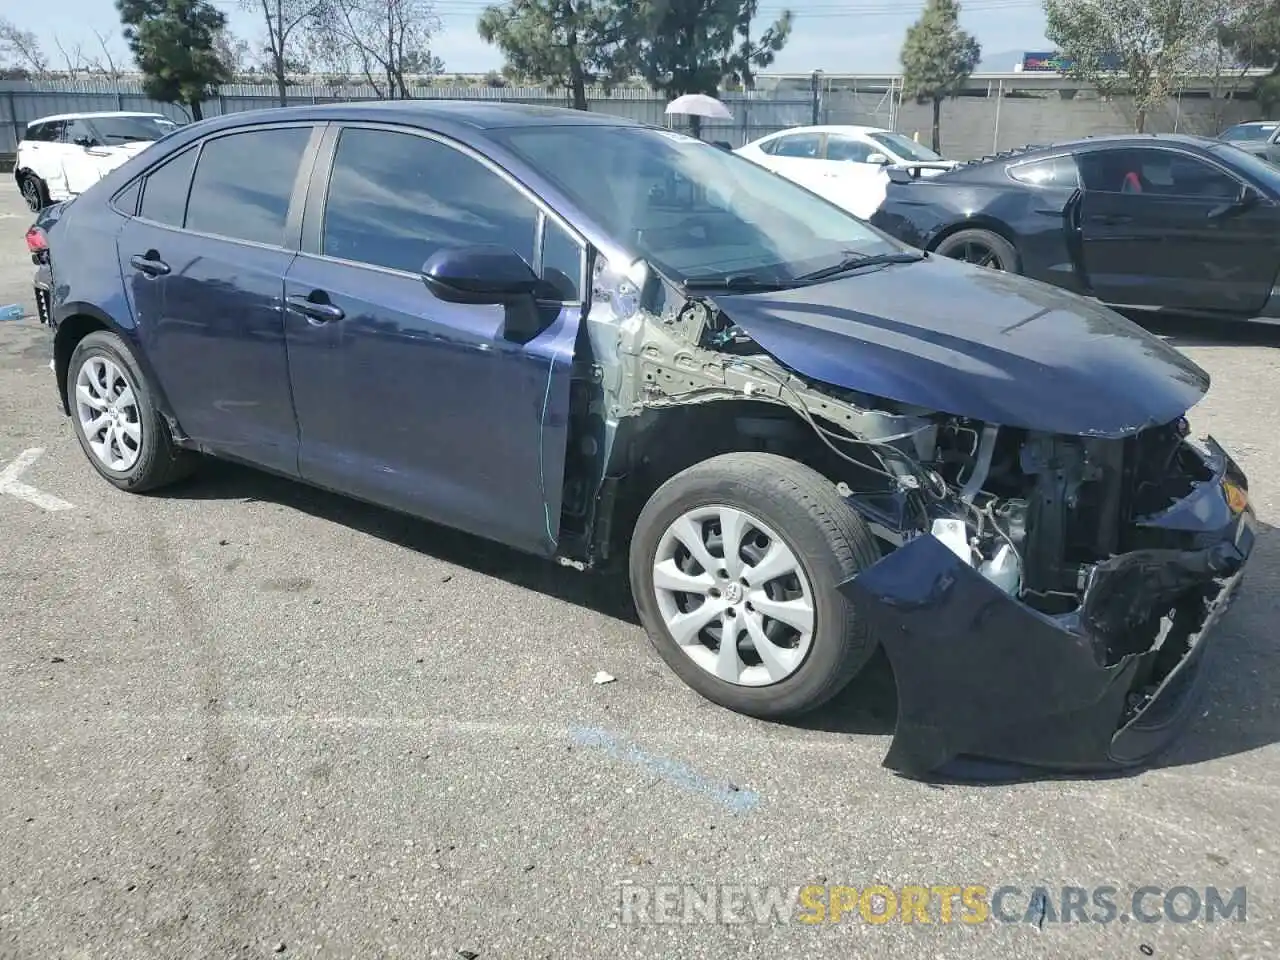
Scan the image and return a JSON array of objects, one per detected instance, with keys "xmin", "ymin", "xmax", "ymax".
[{"xmin": 15, "ymin": 111, "xmax": 180, "ymax": 211}]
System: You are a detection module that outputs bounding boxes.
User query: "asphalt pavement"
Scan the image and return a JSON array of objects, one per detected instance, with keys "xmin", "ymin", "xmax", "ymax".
[{"xmin": 1, "ymin": 181, "xmax": 1278, "ymax": 959}]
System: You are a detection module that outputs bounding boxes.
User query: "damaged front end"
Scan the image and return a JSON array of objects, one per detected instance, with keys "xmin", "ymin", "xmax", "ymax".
[
  {"xmin": 575, "ymin": 253, "xmax": 1252, "ymax": 780},
  {"xmin": 840, "ymin": 426, "xmax": 1254, "ymax": 779}
]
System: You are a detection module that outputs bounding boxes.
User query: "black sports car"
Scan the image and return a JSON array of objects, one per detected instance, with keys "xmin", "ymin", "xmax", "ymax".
[{"xmin": 870, "ymin": 133, "xmax": 1280, "ymax": 321}]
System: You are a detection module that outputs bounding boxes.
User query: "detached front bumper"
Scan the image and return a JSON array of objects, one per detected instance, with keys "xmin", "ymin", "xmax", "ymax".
[{"xmin": 839, "ymin": 436, "xmax": 1254, "ymax": 780}]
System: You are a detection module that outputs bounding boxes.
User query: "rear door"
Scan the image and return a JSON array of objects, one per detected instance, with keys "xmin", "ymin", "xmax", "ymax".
[
  {"xmin": 1076, "ymin": 146, "xmax": 1280, "ymax": 313},
  {"xmin": 22, "ymin": 120, "xmax": 69, "ymax": 195},
  {"xmin": 757, "ymin": 132, "xmax": 827, "ymax": 192},
  {"xmin": 115, "ymin": 123, "xmax": 320, "ymax": 474}
]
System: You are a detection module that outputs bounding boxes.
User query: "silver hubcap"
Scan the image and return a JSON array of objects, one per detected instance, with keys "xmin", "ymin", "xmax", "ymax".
[
  {"xmin": 75, "ymin": 356, "xmax": 142, "ymax": 471},
  {"xmin": 652, "ymin": 505, "xmax": 816, "ymax": 687}
]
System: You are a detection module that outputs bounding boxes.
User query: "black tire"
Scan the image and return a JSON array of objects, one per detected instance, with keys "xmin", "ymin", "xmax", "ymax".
[
  {"xmin": 66, "ymin": 330, "xmax": 195, "ymax": 492},
  {"xmin": 629, "ymin": 452, "xmax": 882, "ymax": 720},
  {"xmin": 18, "ymin": 173, "xmax": 48, "ymax": 212},
  {"xmin": 933, "ymin": 228, "xmax": 1019, "ymax": 272}
]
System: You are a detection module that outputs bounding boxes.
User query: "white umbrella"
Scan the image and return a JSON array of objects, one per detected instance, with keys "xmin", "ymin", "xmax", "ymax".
[{"xmin": 664, "ymin": 93, "xmax": 733, "ymax": 120}]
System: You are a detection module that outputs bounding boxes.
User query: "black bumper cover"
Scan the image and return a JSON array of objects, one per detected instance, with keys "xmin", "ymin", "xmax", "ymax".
[{"xmin": 839, "ymin": 436, "xmax": 1254, "ymax": 780}]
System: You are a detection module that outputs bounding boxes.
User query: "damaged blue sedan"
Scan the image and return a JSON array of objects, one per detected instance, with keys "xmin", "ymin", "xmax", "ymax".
[{"xmin": 33, "ymin": 102, "xmax": 1254, "ymax": 778}]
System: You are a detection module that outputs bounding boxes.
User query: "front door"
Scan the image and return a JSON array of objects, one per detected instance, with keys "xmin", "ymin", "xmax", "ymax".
[
  {"xmin": 114, "ymin": 124, "xmax": 317, "ymax": 474},
  {"xmin": 1076, "ymin": 146, "xmax": 1280, "ymax": 314},
  {"xmin": 61, "ymin": 118, "xmax": 112, "ymax": 196},
  {"xmin": 284, "ymin": 125, "xmax": 584, "ymax": 555}
]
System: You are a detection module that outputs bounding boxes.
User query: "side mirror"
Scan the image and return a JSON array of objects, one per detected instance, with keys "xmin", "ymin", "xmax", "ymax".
[
  {"xmin": 1208, "ymin": 183, "xmax": 1262, "ymax": 220},
  {"xmin": 866, "ymin": 152, "xmax": 890, "ymax": 165},
  {"xmin": 421, "ymin": 245, "xmax": 539, "ymax": 304},
  {"xmin": 1239, "ymin": 183, "xmax": 1262, "ymax": 207},
  {"xmin": 74, "ymin": 136, "xmax": 94, "ymax": 148}
]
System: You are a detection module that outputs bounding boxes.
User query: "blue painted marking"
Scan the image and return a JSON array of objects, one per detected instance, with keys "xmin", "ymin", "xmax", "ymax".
[{"xmin": 569, "ymin": 726, "xmax": 760, "ymax": 814}]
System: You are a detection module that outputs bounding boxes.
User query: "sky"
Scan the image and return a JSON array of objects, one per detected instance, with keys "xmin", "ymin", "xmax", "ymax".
[{"xmin": 17, "ymin": 0, "xmax": 1052, "ymax": 76}]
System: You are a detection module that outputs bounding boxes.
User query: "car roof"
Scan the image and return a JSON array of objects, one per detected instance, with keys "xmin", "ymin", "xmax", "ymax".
[
  {"xmin": 754, "ymin": 124, "xmax": 890, "ymax": 139},
  {"xmin": 190, "ymin": 99, "xmax": 641, "ymax": 133},
  {"xmin": 29, "ymin": 111, "xmax": 171, "ymax": 125}
]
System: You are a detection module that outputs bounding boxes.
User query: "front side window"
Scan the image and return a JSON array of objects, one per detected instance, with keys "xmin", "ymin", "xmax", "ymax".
[
  {"xmin": 65, "ymin": 119, "xmax": 99, "ymax": 146},
  {"xmin": 185, "ymin": 126, "xmax": 312, "ymax": 245},
  {"xmin": 138, "ymin": 146, "xmax": 198, "ymax": 226},
  {"xmin": 868, "ymin": 131, "xmax": 943, "ymax": 162},
  {"xmin": 825, "ymin": 136, "xmax": 874, "ymax": 163},
  {"xmin": 1079, "ymin": 148, "xmax": 1240, "ymax": 198},
  {"xmin": 493, "ymin": 124, "xmax": 899, "ymax": 284},
  {"xmin": 322, "ymin": 127, "xmax": 540, "ymax": 275}
]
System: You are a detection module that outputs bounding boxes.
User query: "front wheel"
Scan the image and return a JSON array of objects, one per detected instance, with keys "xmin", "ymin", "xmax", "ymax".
[
  {"xmin": 629, "ymin": 452, "xmax": 882, "ymax": 719},
  {"xmin": 933, "ymin": 228, "xmax": 1019, "ymax": 272},
  {"xmin": 67, "ymin": 330, "xmax": 195, "ymax": 492}
]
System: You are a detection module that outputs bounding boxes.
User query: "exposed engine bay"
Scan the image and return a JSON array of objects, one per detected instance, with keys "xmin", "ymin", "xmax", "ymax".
[{"xmin": 565, "ymin": 255, "xmax": 1253, "ymax": 776}]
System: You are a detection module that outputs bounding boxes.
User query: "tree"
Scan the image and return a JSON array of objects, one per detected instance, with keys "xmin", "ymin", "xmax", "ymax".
[
  {"xmin": 1221, "ymin": 0, "xmax": 1280, "ymax": 114},
  {"xmin": 900, "ymin": 0, "xmax": 981, "ymax": 153},
  {"xmin": 1044, "ymin": 0, "xmax": 1220, "ymax": 133},
  {"xmin": 614, "ymin": 0, "xmax": 792, "ymax": 134},
  {"xmin": 117, "ymin": 0, "xmax": 232, "ymax": 120},
  {"xmin": 477, "ymin": 0, "xmax": 627, "ymax": 110},
  {"xmin": 243, "ymin": 0, "xmax": 324, "ymax": 105},
  {"xmin": 0, "ymin": 17, "xmax": 50, "ymax": 76},
  {"xmin": 308, "ymin": 0, "xmax": 441, "ymax": 98}
]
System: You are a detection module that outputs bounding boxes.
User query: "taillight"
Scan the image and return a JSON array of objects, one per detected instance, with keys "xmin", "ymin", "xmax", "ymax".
[{"xmin": 25, "ymin": 225, "xmax": 47, "ymax": 253}]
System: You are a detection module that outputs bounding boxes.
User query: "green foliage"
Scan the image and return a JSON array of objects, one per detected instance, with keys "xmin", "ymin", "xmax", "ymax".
[
  {"xmin": 117, "ymin": 0, "xmax": 231, "ymax": 118},
  {"xmin": 477, "ymin": 0, "xmax": 625, "ymax": 109},
  {"xmin": 1220, "ymin": 0, "xmax": 1280, "ymax": 114},
  {"xmin": 1044, "ymin": 0, "xmax": 1222, "ymax": 131},
  {"xmin": 615, "ymin": 0, "xmax": 792, "ymax": 100},
  {"xmin": 900, "ymin": 0, "xmax": 980, "ymax": 102},
  {"xmin": 900, "ymin": 0, "xmax": 980, "ymax": 151}
]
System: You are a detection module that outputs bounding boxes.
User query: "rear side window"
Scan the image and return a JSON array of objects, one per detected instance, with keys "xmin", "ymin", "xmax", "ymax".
[
  {"xmin": 25, "ymin": 120, "xmax": 66, "ymax": 143},
  {"xmin": 321, "ymin": 127, "xmax": 539, "ymax": 274},
  {"xmin": 185, "ymin": 127, "xmax": 312, "ymax": 246},
  {"xmin": 139, "ymin": 146, "xmax": 198, "ymax": 226},
  {"xmin": 23, "ymin": 122, "xmax": 47, "ymax": 142},
  {"xmin": 771, "ymin": 133, "xmax": 822, "ymax": 159},
  {"xmin": 1008, "ymin": 154, "xmax": 1080, "ymax": 188}
]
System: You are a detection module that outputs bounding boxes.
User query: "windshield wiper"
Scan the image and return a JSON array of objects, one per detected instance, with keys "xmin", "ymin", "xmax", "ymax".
[
  {"xmin": 681, "ymin": 274, "xmax": 793, "ymax": 292},
  {"xmin": 793, "ymin": 251, "xmax": 925, "ymax": 284}
]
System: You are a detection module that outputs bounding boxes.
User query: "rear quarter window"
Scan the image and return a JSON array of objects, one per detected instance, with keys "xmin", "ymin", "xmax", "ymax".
[{"xmin": 1008, "ymin": 154, "xmax": 1080, "ymax": 188}]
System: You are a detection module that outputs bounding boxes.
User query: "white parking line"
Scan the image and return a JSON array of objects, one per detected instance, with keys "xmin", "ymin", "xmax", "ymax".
[{"xmin": 0, "ymin": 448, "xmax": 75, "ymax": 512}]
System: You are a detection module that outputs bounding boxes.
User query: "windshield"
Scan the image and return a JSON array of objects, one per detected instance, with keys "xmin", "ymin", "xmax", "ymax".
[
  {"xmin": 492, "ymin": 124, "xmax": 900, "ymax": 283},
  {"xmin": 1211, "ymin": 142, "xmax": 1280, "ymax": 190},
  {"xmin": 868, "ymin": 131, "xmax": 944, "ymax": 162},
  {"xmin": 92, "ymin": 115, "xmax": 179, "ymax": 143},
  {"xmin": 1219, "ymin": 123, "xmax": 1275, "ymax": 143}
]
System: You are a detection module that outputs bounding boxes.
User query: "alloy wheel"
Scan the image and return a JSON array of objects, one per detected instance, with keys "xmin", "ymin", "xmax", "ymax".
[
  {"xmin": 945, "ymin": 240, "xmax": 1005, "ymax": 270},
  {"xmin": 75, "ymin": 355, "xmax": 143, "ymax": 472},
  {"xmin": 21, "ymin": 178, "xmax": 42, "ymax": 212},
  {"xmin": 651, "ymin": 505, "xmax": 816, "ymax": 686}
]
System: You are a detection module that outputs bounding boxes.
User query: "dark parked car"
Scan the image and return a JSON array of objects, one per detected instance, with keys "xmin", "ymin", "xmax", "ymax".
[
  {"xmin": 1217, "ymin": 120, "xmax": 1280, "ymax": 162},
  {"xmin": 35, "ymin": 103, "xmax": 1255, "ymax": 778},
  {"xmin": 871, "ymin": 133, "xmax": 1280, "ymax": 321}
]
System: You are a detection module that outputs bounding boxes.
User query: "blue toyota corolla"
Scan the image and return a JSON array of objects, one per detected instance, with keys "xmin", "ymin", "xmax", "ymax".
[{"xmin": 31, "ymin": 101, "xmax": 1255, "ymax": 778}]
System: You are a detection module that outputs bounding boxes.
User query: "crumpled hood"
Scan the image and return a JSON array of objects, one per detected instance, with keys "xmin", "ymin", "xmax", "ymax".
[{"xmin": 710, "ymin": 254, "xmax": 1209, "ymax": 437}]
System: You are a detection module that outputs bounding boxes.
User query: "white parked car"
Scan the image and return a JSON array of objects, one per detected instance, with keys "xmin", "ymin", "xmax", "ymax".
[
  {"xmin": 736, "ymin": 125, "xmax": 960, "ymax": 219},
  {"xmin": 14, "ymin": 111, "xmax": 180, "ymax": 211}
]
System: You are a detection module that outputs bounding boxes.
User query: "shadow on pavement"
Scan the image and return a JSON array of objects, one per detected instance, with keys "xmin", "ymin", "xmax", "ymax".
[
  {"xmin": 160, "ymin": 459, "xmax": 1279, "ymax": 782},
  {"xmin": 164, "ymin": 458, "xmax": 639, "ymax": 624},
  {"xmin": 1126, "ymin": 312, "xmax": 1280, "ymax": 349}
]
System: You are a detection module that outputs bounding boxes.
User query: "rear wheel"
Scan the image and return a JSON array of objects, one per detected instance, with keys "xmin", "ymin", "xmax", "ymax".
[
  {"xmin": 629, "ymin": 452, "xmax": 881, "ymax": 719},
  {"xmin": 934, "ymin": 228, "xmax": 1019, "ymax": 272},
  {"xmin": 19, "ymin": 173, "xmax": 48, "ymax": 212},
  {"xmin": 67, "ymin": 330, "xmax": 195, "ymax": 492}
]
